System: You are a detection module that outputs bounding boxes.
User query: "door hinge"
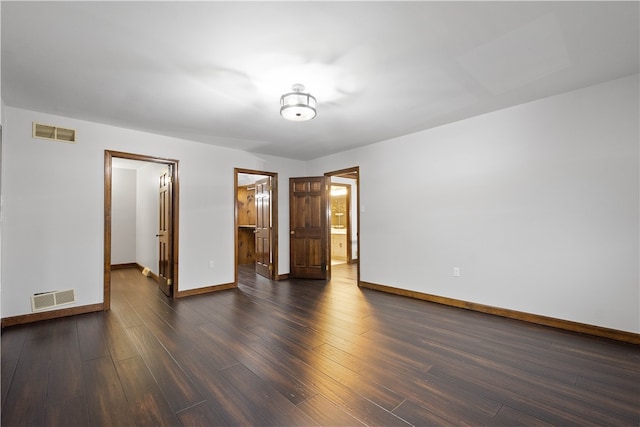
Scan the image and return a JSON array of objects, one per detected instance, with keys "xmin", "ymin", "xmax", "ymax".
[
  {"xmin": 269, "ymin": 265, "xmax": 273, "ymax": 272},
  {"xmin": 167, "ymin": 279, "xmax": 173, "ymax": 285}
]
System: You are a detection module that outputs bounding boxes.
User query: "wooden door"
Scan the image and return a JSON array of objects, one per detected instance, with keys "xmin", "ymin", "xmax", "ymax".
[
  {"xmin": 289, "ymin": 176, "xmax": 329, "ymax": 279},
  {"xmin": 255, "ymin": 177, "xmax": 272, "ymax": 278},
  {"xmin": 158, "ymin": 171, "xmax": 173, "ymax": 296}
]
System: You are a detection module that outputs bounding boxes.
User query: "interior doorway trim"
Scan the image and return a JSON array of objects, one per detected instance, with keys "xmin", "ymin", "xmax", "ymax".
[
  {"xmin": 234, "ymin": 168, "xmax": 279, "ymax": 284},
  {"xmin": 104, "ymin": 150, "xmax": 180, "ymax": 309},
  {"xmin": 325, "ymin": 166, "xmax": 360, "ymax": 285}
]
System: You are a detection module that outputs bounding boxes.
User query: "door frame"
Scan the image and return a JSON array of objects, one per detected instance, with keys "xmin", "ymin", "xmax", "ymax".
[
  {"xmin": 325, "ymin": 166, "xmax": 360, "ymax": 285},
  {"xmin": 104, "ymin": 150, "xmax": 180, "ymax": 309},
  {"xmin": 234, "ymin": 168, "xmax": 278, "ymax": 283}
]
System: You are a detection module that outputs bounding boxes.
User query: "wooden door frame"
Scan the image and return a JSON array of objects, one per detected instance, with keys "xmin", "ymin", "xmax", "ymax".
[
  {"xmin": 325, "ymin": 167, "xmax": 360, "ymax": 285},
  {"xmin": 234, "ymin": 168, "xmax": 278, "ymax": 283},
  {"xmin": 104, "ymin": 150, "xmax": 180, "ymax": 310}
]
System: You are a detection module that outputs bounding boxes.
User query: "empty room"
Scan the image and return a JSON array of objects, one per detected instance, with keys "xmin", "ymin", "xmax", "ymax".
[{"xmin": 1, "ymin": 2, "xmax": 638, "ymax": 426}]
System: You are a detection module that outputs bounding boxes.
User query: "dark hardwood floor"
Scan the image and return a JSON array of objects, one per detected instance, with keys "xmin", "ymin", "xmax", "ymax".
[{"xmin": 2, "ymin": 263, "xmax": 639, "ymax": 426}]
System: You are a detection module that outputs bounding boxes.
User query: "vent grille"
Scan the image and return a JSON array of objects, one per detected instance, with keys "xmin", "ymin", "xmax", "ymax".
[
  {"xmin": 31, "ymin": 289, "xmax": 76, "ymax": 312},
  {"xmin": 32, "ymin": 122, "xmax": 76, "ymax": 143}
]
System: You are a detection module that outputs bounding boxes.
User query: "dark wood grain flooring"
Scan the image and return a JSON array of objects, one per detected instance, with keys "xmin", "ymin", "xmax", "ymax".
[{"xmin": 2, "ymin": 264, "xmax": 639, "ymax": 426}]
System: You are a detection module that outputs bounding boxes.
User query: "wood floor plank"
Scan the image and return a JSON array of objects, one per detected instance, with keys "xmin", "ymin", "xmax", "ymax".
[
  {"xmin": 102, "ymin": 310, "xmax": 141, "ymax": 362},
  {"xmin": 216, "ymin": 362, "xmax": 317, "ymax": 426},
  {"xmin": 299, "ymin": 342, "xmax": 406, "ymax": 413},
  {"xmin": 297, "ymin": 394, "xmax": 367, "ymax": 427},
  {"xmin": 116, "ymin": 356, "xmax": 183, "ymax": 426},
  {"xmin": 83, "ymin": 356, "xmax": 135, "ymax": 425},
  {"xmin": 575, "ymin": 373, "xmax": 640, "ymax": 406},
  {"xmin": 176, "ymin": 401, "xmax": 229, "ymax": 427},
  {"xmin": 392, "ymin": 398, "xmax": 458, "ymax": 426},
  {"xmin": 1, "ymin": 264, "xmax": 638, "ymax": 426},
  {"xmin": 492, "ymin": 404, "xmax": 555, "ymax": 427},
  {"xmin": 129, "ymin": 304, "xmax": 187, "ymax": 354},
  {"xmin": 197, "ymin": 320, "xmax": 321, "ymax": 406},
  {"xmin": 44, "ymin": 395, "xmax": 91, "ymax": 427},
  {"xmin": 428, "ymin": 335, "xmax": 640, "ymax": 424},
  {"xmin": 326, "ymin": 330, "xmax": 503, "ymax": 426},
  {"xmin": 47, "ymin": 317, "xmax": 85, "ymax": 406},
  {"xmin": 110, "ymin": 296, "xmax": 145, "ymax": 329},
  {"xmin": 175, "ymin": 351, "xmax": 259, "ymax": 426},
  {"xmin": 126, "ymin": 324, "xmax": 205, "ymax": 412},
  {"xmin": 0, "ymin": 357, "xmax": 49, "ymax": 426},
  {"xmin": 398, "ymin": 370, "xmax": 502, "ymax": 424},
  {"xmin": 0, "ymin": 325, "xmax": 29, "ymax": 410},
  {"xmin": 182, "ymin": 325, "xmax": 241, "ymax": 370},
  {"xmin": 229, "ymin": 337, "xmax": 321, "ymax": 405},
  {"xmin": 19, "ymin": 321, "xmax": 55, "ymax": 361},
  {"xmin": 1, "ymin": 360, "xmax": 18, "ymax": 411},
  {"xmin": 77, "ymin": 312, "xmax": 111, "ymax": 361},
  {"xmin": 243, "ymin": 337, "xmax": 412, "ymax": 426},
  {"xmin": 0, "ymin": 324, "xmax": 29, "ymax": 361},
  {"xmin": 429, "ymin": 362, "xmax": 638, "ymax": 425}
]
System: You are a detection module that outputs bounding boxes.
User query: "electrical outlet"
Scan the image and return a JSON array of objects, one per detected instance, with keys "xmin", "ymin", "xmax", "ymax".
[
  {"xmin": 453, "ymin": 267, "xmax": 460, "ymax": 277},
  {"xmin": 209, "ymin": 260, "xmax": 215, "ymax": 268}
]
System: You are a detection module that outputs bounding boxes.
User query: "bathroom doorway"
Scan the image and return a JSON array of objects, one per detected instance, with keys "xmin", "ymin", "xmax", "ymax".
[
  {"xmin": 329, "ymin": 183, "xmax": 351, "ymax": 266},
  {"xmin": 325, "ymin": 167, "xmax": 360, "ymax": 284}
]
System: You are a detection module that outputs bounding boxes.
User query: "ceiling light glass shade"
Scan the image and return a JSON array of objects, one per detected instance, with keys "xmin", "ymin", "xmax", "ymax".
[{"xmin": 280, "ymin": 84, "xmax": 317, "ymax": 121}]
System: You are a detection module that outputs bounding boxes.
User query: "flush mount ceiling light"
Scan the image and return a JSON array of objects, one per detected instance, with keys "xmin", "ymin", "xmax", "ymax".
[{"xmin": 280, "ymin": 84, "xmax": 317, "ymax": 121}]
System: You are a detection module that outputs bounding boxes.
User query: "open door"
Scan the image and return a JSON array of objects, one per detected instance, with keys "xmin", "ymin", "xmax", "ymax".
[
  {"xmin": 234, "ymin": 168, "xmax": 278, "ymax": 283},
  {"xmin": 104, "ymin": 150, "xmax": 179, "ymax": 309},
  {"xmin": 255, "ymin": 176, "xmax": 272, "ymax": 278},
  {"xmin": 158, "ymin": 170, "xmax": 173, "ymax": 296},
  {"xmin": 289, "ymin": 176, "xmax": 329, "ymax": 279}
]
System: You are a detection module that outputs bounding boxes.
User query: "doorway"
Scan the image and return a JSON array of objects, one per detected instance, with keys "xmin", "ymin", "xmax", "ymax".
[
  {"xmin": 234, "ymin": 168, "xmax": 278, "ymax": 283},
  {"xmin": 329, "ymin": 183, "xmax": 351, "ymax": 266},
  {"xmin": 104, "ymin": 150, "xmax": 180, "ymax": 309},
  {"xmin": 326, "ymin": 167, "xmax": 360, "ymax": 284}
]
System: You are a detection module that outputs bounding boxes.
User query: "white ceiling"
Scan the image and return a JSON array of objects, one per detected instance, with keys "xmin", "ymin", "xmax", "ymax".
[{"xmin": 2, "ymin": 2, "xmax": 638, "ymax": 161}]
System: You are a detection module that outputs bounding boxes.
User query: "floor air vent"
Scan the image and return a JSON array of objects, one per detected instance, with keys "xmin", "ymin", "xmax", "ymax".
[{"xmin": 31, "ymin": 289, "xmax": 76, "ymax": 312}]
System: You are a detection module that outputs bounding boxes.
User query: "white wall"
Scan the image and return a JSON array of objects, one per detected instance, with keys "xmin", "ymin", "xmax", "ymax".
[
  {"xmin": 2, "ymin": 75, "xmax": 637, "ymax": 334},
  {"xmin": 111, "ymin": 168, "xmax": 137, "ymax": 264},
  {"xmin": 310, "ymin": 74, "xmax": 639, "ymax": 333},
  {"xmin": 0, "ymin": 107, "xmax": 305, "ymax": 317},
  {"xmin": 136, "ymin": 162, "xmax": 168, "ymax": 274}
]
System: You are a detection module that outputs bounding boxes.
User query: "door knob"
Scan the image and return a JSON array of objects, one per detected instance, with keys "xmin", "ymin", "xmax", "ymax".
[{"xmin": 290, "ymin": 231, "xmax": 295, "ymax": 235}]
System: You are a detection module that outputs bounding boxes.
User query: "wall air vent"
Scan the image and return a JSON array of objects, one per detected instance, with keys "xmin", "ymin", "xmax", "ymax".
[
  {"xmin": 32, "ymin": 122, "xmax": 76, "ymax": 143},
  {"xmin": 31, "ymin": 289, "xmax": 76, "ymax": 312}
]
